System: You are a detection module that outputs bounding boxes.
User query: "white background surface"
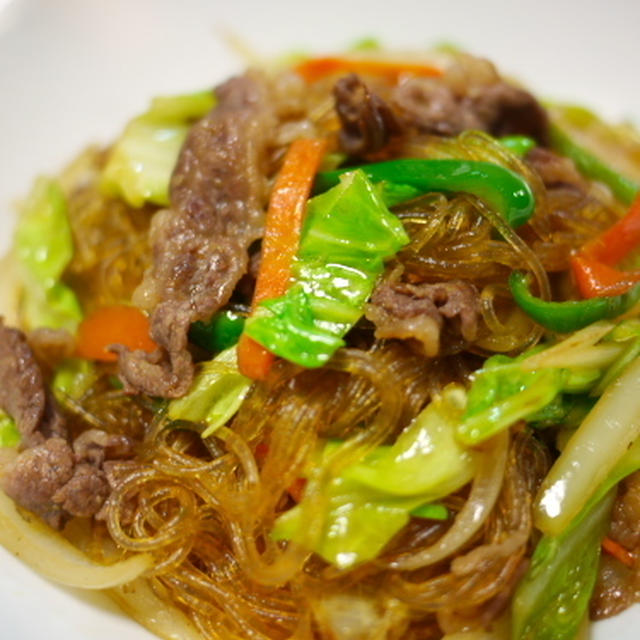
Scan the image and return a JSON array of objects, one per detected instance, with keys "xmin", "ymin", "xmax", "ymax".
[{"xmin": 0, "ymin": 0, "xmax": 639, "ymax": 637}]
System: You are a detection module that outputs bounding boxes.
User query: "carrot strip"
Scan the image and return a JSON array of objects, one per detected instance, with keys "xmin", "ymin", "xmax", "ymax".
[
  {"xmin": 76, "ymin": 305, "xmax": 157, "ymax": 362},
  {"xmin": 295, "ymin": 56, "xmax": 442, "ymax": 83},
  {"xmin": 572, "ymin": 193, "xmax": 640, "ymax": 298},
  {"xmin": 237, "ymin": 137, "xmax": 328, "ymax": 380},
  {"xmin": 570, "ymin": 255, "xmax": 640, "ymax": 298},
  {"xmin": 581, "ymin": 193, "xmax": 640, "ymax": 265},
  {"xmin": 602, "ymin": 536, "xmax": 635, "ymax": 568}
]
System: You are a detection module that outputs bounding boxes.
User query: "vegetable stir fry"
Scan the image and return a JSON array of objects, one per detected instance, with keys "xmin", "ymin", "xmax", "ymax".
[{"xmin": 1, "ymin": 47, "xmax": 640, "ymax": 640}]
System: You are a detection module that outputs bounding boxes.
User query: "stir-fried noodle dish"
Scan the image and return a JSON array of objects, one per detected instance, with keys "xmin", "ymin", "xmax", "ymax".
[{"xmin": 1, "ymin": 47, "xmax": 640, "ymax": 640}]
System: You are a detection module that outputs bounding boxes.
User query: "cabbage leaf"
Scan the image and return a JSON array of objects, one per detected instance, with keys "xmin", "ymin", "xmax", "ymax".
[
  {"xmin": 101, "ymin": 90, "xmax": 216, "ymax": 208},
  {"xmin": 245, "ymin": 170, "xmax": 409, "ymax": 368}
]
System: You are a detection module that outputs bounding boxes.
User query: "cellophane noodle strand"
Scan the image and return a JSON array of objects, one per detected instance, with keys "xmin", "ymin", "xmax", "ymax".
[{"xmin": 26, "ymin": 74, "xmax": 640, "ymax": 639}]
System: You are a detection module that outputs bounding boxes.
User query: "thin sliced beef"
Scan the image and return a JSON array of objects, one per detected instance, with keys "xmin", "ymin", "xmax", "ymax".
[
  {"xmin": 3, "ymin": 427, "xmax": 135, "ymax": 529},
  {"xmin": 392, "ymin": 59, "xmax": 548, "ymax": 143},
  {"xmin": 52, "ymin": 463, "xmax": 110, "ymax": 518},
  {"xmin": 0, "ymin": 318, "xmax": 65, "ymax": 446},
  {"xmin": 392, "ymin": 76, "xmax": 482, "ymax": 137},
  {"xmin": 73, "ymin": 429, "xmax": 135, "ymax": 467},
  {"xmin": 0, "ymin": 319, "xmax": 135, "ymax": 527},
  {"xmin": 2, "ymin": 437, "xmax": 74, "ymax": 529},
  {"xmin": 609, "ymin": 471, "xmax": 640, "ymax": 552},
  {"xmin": 467, "ymin": 81, "xmax": 549, "ymax": 143},
  {"xmin": 525, "ymin": 147, "xmax": 586, "ymax": 189},
  {"xmin": 366, "ymin": 281, "xmax": 479, "ymax": 356},
  {"xmin": 118, "ymin": 72, "xmax": 276, "ymax": 397},
  {"xmin": 590, "ymin": 472, "xmax": 640, "ymax": 619},
  {"xmin": 0, "ymin": 318, "xmax": 46, "ymax": 442},
  {"xmin": 334, "ymin": 73, "xmax": 402, "ymax": 156}
]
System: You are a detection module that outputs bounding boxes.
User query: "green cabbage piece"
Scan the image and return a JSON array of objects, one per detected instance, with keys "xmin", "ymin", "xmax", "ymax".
[
  {"xmin": 0, "ymin": 410, "xmax": 20, "ymax": 448},
  {"xmin": 14, "ymin": 178, "xmax": 82, "ymax": 331},
  {"xmin": 101, "ymin": 90, "xmax": 216, "ymax": 208},
  {"xmin": 52, "ymin": 358, "xmax": 98, "ymax": 402},
  {"xmin": 271, "ymin": 386, "xmax": 475, "ymax": 568},
  {"xmin": 456, "ymin": 319, "xmax": 640, "ymax": 445},
  {"xmin": 167, "ymin": 347, "xmax": 251, "ymax": 438},
  {"xmin": 511, "ymin": 491, "xmax": 615, "ymax": 640},
  {"xmin": 245, "ymin": 170, "xmax": 409, "ymax": 368}
]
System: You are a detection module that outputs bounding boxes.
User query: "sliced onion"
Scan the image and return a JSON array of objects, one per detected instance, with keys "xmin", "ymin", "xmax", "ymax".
[
  {"xmin": 387, "ymin": 430, "xmax": 509, "ymax": 571},
  {"xmin": 109, "ymin": 578, "xmax": 201, "ymax": 640},
  {"xmin": 0, "ymin": 490, "xmax": 152, "ymax": 589},
  {"xmin": 535, "ymin": 355, "xmax": 640, "ymax": 536}
]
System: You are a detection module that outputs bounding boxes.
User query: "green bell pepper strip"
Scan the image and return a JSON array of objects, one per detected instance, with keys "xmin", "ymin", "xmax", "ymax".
[
  {"xmin": 314, "ymin": 158, "xmax": 536, "ymax": 228},
  {"xmin": 499, "ymin": 135, "xmax": 536, "ymax": 157},
  {"xmin": 550, "ymin": 124, "xmax": 639, "ymax": 205},
  {"xmin": 189, "ymin": 310, "xmax": 246, "ymax": 353},
  {"xmin": 409, "ymin": 502, "xmax": 449, "ymax": 520},
  {"xmin": 509, "ymin": 270, "xmax": 640, "ymax": 333}
]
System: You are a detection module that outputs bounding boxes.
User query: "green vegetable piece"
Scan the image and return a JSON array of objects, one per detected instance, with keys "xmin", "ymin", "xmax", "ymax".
[
  {"xmin": 410, "ymin": 502, "xmax": 449, "ymax": 520},
  {"xmin": 15, "ymin": 178, "xmax": 82, "ymax": 332},
  {"xmin": 315, "ymin": 158, "xmax": 536, "ymax": 228},
  {"xmin": 528, "ymin": 394, "xmax": 596, "ymax": 430},
  {"xmin": 343, "ymin": 386, "xmax": 476, "ymax": 497},
  {"xmin": 0, "ymin": 410, "xmax": 20, "ymax": 448},
  {"xmin": 509, "ymin": 270, "xmax": 640, "ymax": 333},
  {"xmin": 273, "ymin": 486, "xmax": 423, "ymax": 569},
  {"xmin": 499, "ymin": 135, "xmax": 536, "ymax": 157},
  {"xmin": 167, "ymin": 347, "xmax": 251, "ymax": 438},
  {"xmin": 348, "ymin": 37, "xmax": 381, "ymax": 52},
  {"xmin": 53, "ymin": 359, "xmax": 98, "ymax": 402},
  {"xmin": 550, "ymin": 124, "xmax": 639, "ymax": 205},
  {"xmin": 16, "ymin": 178, "xmax": 72, "ymax": 283},
  {"xmin": 144, "ymin": 91, "xmax": 216, "ymax": 123},
  {"xmin": 512, "ymin": 491, "xmax": 614, "ymax": 640},
  {"xmin": 245, "ymin": 170, "xmax": 409, "ymax": 368},
  {"xmin": 375, "ymin": 181, "xmax": 422, "ymax": 207},
  {"xmin": 189, "ymin": 310, "xmax": 246, "ymax": 353},
  {"xmin": 101, "ymin": 90, "xmax": 216, "ymax": 208},
  {"xmin": 458, "ymin": 357, "xmax": 565, "ymax": 445},
  {"xmin": 272, "ymin": 386, "xmax": 476, "ymax": 568}
]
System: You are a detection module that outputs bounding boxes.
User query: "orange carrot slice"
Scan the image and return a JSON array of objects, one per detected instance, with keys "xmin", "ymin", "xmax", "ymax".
[
  {"xmin": 602, "ymin": 536, "xmax": 635, "ymax": 568},
  {"xmin": 76, "ymin": 305, "xmax": 157, "ymax": 362},
  {"xmin": 237, "ymin": 137, "xmax": 327, "ymax": 380},
  {"xmin": 295, "ymin": 56, "xmax": 442, "ymax": 83}
]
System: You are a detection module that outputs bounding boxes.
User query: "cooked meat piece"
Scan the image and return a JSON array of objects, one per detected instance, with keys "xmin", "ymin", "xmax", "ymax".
[
  {"xmin": 334, "ymin": 73, "xmax": 402, "ymax": 156},
  {"xmin": 52, "ymin": 463, "xmax": 110, "ymax": 518},
  {"xmin": 118, "ymin": 72, "xmax": 276, "ymax": 397},
  {"xmin": 393, "ymin": 77, "xmax": 481, "ymax": 136},
  {"xmin": 590, "ymin": 473, "xmax": 640, "ymax": 619},
  {"xmin": 366, "ymin": 281, "xmax": 479, "ymax": 356},
  {"xmin": 590, "ymin": 554, "xmax": 639, "ymax": 620},
  {"xmin": 73, "ymin": 429, "xmax": 136, "ymax": 467},
  {"xmin": 609, "ymin": 471, "xmax": 640, "ymax": 550},
  {"xmin": 392, "ymin": 74, "xmax": 548, "ymax": 143},
  {"xmin": 525, "ymin": 147, "xmax": 586, "ymax": 188},
  {"xmin": 3, "ymin": 427, "xmax": 135, "ymax": 527},
  {"xmin": 27, "ymin": 327, "xmax": 76, "ymax": 370},
  {"xmin": 467, "ymin": 81, "xmax": 549, "ymax": 143},
  {"xmin": 2, "ymin": 437, "xmax": 74, "ymax": 529},
  {"xmin": 0, "ymin": 318, "xmax": 67, "ymax": 446},
  {"xmin": 0, "ymin": 318, "xmax": 46, "ymax": 442}
]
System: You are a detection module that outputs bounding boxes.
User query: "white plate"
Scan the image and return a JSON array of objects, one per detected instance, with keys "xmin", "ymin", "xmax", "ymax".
[{"xmin": 0, "ymin": 0, "xmax": 638, "ymax": 637}]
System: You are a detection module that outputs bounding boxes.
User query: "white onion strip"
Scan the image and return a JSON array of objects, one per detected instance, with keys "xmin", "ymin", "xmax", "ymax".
[
  {"xmin": 109, "ymin": 578, "xmax": 201, "ymax": 640},
  {"xmin": 535, "ymin": 355, "xmax": 640, "ymax": 536},
  {"xmin": 387, "ymin": 430, "xmax": 509, "ymax": 571},
  {"xmin": 0, "ymin": 490, "xmax": 152, "ymax": 589}
]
